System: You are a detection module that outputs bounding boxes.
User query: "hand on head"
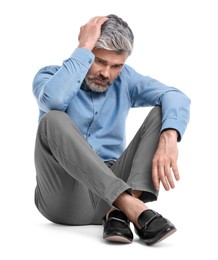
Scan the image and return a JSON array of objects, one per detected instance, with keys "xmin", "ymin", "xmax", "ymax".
[{"xmin": 78, "ymin": 16, "xmax": 108, "ymax": 51}]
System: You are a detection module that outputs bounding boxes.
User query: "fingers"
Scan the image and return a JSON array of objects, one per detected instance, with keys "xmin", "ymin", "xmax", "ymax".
[
  {"xmin": 152, "ymin": 165, "xmax": 160, "ymax": 191},
  {"xmin": 152, "ymin": 134, "xmax": 180, "ymax": 191},
  {"xmin": 78, "ymin": 16, "xmax": 108, "ymax": 50},
  {"xmin": 152, "ymin": 165, "xmax": 171, "ymax": 191},
  {"xmin": 172, "ymin": 162, "xmax": 180, "ymax": 181},
  {"xmin": 152, "ymin": 160, "xmax": 180, "ymax": 191},
  {"xmin": 89, "ymin": 16, "xmax": 108, "ymax": 24}
]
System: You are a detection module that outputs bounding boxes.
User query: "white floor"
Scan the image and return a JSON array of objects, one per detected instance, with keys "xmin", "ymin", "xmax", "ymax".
[
  {"xmin": 1, "ymin": 0, "xmax": 218, "ymax": 259},
  {"xmin": 2, "ymin": 199, "xmax": 217, "ymax": 260}
]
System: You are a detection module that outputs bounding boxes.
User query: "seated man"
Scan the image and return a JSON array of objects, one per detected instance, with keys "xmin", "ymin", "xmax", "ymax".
[{"xmin": 32, "ymin": 14, "xmax": 191, "ymax": 246}]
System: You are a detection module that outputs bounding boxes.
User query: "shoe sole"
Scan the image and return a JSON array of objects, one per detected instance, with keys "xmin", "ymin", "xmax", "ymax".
[
  {"xmin": 141, "ymin": 227, "xmax": 177, "ymax": 246},
  {"xmin": 104, "ymin": 235, "xmax": 132, "ymax": 244}
]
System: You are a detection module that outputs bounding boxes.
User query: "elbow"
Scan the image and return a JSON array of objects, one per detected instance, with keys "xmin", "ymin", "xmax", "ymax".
[
  {"xmin": 182, "ymin": 91, "xmax": 191, "ymax": 106},
  {"xmin": 38, "ymin": 94, "xmax": 67, "ymax": 112}
]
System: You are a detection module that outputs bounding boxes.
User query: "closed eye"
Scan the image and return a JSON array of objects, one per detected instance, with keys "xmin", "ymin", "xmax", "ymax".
[
  {"xmin": 95, "ymin": 58, "xmax": 107, "ymax": 66},
  {"xmin": 112, "ymin": 64, "xmax": 123, "ymax": 69},
  {"xmin": 95, "ymin": 58, "xmax": 123, "ymax": 70}
]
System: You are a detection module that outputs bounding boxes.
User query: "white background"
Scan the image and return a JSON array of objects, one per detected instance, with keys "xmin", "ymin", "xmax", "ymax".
[{"xmin": 1, "ymin": 0, "xmax": 217, "ymax": 259}]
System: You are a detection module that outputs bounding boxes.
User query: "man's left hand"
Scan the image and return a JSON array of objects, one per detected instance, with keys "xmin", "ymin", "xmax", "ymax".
[{"xmin": 152, "ymin": 129, "xmax": 180, "ymax": 191}]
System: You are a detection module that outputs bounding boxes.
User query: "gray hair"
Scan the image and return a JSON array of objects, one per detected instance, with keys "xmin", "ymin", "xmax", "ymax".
[{"xmin": 95, "ymin": 14, "xmax": 134, "ymax": 56}]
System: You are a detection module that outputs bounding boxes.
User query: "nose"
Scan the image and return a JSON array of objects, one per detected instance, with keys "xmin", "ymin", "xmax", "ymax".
[{"xmin": 100, "ymin": 66, "xmax": 110, "ymax": 78}]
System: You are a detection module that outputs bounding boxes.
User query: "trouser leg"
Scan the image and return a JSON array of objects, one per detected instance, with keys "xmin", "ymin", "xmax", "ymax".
[
  {"xmin": 110, "ymin": 106, "xmax": 161, "ymax": 202},
  {"xmin": 93, "ymin": 106, "xmax": 162, "ymax": 224},
  {"xmin": 34, "ymin": 110, "xmax": 130, "ymax": 225}
]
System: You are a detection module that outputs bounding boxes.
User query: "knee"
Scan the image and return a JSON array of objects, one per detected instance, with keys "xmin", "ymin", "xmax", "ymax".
[
  {"xmin": 38, "ymin": 110, "xmax": 69, "ymax": 132},
  {"xmin": 140, "ymin": 106, "xmax": 162, "ymax": 135},
  {"xmin": 40, "ymin": 110, "xmax": 66, "ymax": 124},
  {"xmin": 145, "ymin": 106, "xmax": 162, "ymax": 125},
  {"xmin": 150, "ymin": 106, "xmax": 162, "ymax": 121}
]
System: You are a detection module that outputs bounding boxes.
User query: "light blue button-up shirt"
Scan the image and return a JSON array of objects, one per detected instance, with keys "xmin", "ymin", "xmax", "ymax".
[{"xmin": 33, "ymin": 48, "xmax": 190, "ymax": 161}]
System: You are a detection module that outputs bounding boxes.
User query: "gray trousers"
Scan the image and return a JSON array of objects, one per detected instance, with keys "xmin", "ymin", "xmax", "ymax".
[{"xmin": 34, "ymin": 106, "xmax": 161, "ymax": 225}]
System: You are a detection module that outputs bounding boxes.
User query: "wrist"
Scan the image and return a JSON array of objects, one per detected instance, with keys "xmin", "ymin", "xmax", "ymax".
[
  {"xmin": 161, "ymin": 129, "xmax": 178, "ymax": 141},
  {"xmin": 78, "ymin": 42, "xmax": 94, "ymax": 51}
]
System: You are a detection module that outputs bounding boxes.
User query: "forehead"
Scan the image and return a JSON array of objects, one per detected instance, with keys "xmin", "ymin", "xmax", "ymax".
[{"xmin": 92, "ymin": 48, "xmax": 128, "ymax": 65}]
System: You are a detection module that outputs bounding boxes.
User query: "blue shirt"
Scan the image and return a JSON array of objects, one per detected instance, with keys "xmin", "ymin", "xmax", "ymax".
[{"xmin": 33, "ymin": 48, "xmax": 191, "ymax": 161}]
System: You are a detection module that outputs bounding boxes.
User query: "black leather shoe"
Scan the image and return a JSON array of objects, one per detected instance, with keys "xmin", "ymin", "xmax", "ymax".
[
  {"xmin": 103, "ymin": 210, "xmax": 133, "ymax": 243},
  {"xmin": 134, "ymin": 209, "xmax": 176, "ymax": 245}
]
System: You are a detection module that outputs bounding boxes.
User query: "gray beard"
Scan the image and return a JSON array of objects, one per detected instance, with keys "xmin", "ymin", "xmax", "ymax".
[{"xmin": 85, "ymin": 77, "xmax": 111, "ymax": 93}]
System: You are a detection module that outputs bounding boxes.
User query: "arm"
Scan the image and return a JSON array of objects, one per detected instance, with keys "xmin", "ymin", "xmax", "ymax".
[
  {"xmin": 32, "ymin": 49, "xmax": 94, "ymax": 112},
  {"xmin": 32, "ymin": 16, "xmax": 108, "ymax": 112},
  {"xmin": 126, "ymin": 69, "xmax": 190, "ymax": 140},
  {"xmin": 150, "ymin": 86, "xmax": 190, "ymax": 191},
  {"xmin": 123, "ymin": 66, "xmax": 191, "ymax": 190}
]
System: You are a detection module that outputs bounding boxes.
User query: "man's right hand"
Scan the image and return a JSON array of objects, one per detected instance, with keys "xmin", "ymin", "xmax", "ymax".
[{"xmin": 78, "ymin": 16, "xmax": 108, "ymax": 51}]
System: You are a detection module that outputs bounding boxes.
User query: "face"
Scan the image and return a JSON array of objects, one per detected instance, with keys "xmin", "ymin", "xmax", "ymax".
[{"xmin": 85, "ymin": 48, "xmax": 128, "ymax": 93}]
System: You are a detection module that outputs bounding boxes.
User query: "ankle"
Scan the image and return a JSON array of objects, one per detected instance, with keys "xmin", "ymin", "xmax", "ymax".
[
  {"xmin": 129, "ymin": 199, "xmax": 148, "ymax": 229},
  {"xmin": 114, "ymin": 192, "xmax": 148, "ymax": 228},
  {"xmin": 133, "ymin": 190, "xmax": 143, "ymax": 198},
  {"xmin": 106, "ymin": 208, "xmax": 116, "ymax": 220}
]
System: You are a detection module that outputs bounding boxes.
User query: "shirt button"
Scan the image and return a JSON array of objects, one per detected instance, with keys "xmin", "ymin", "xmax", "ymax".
[
  {"xmin": 87, "ymin": 133, "xmax": 91, "ymax": 137},
  {"xmin": 88, "ymin": 59, "xmax": 92, "ymax": 64},
  {"xmin": 77, "ymin": 80, "xmax": 81, "ymax": 83},
  {"xmin": 95, "ymin": 112, "xmax": 98, "ymax": 115}
]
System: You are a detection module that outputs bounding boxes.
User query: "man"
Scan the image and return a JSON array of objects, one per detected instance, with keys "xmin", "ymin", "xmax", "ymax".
[{"xmin": 32, "ymin": 14, "xmax": 190, "ymax": 246}]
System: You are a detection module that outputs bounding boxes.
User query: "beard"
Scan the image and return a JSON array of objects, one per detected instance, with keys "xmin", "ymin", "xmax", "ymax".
[{"xmin": 84, "ymin": 75, "xmax": 112, "ymax": 93}]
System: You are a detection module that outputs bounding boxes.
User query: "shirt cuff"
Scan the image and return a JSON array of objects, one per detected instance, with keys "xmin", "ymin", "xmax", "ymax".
[{"xmin": 161, "ymin": 118, "xmax": 187, "ymax": 142}]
